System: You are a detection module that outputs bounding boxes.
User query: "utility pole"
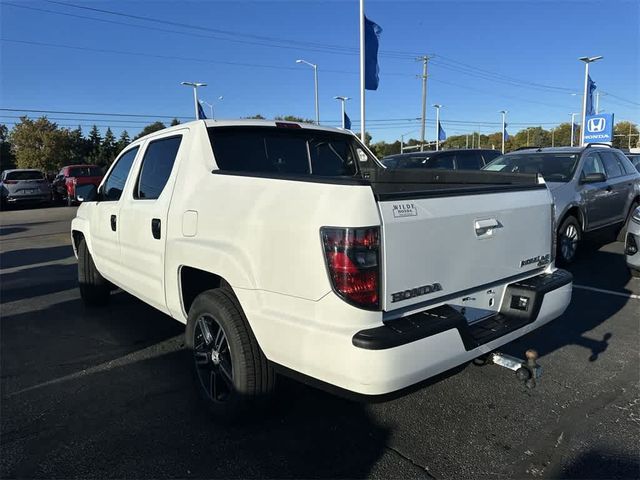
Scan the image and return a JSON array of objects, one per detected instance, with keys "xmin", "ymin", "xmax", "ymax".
[
  {"xmin": 477, "ymin": 132, "xmax": 481, "ymax": 149},
  {"xmin": 334, "ymin": 96, "xmax": 350, "ymax": 128},
  {"xmin": 579, "ymin": 56, "xmax": 603, "ymax": 145},
  {"xmin": 551, "ymin": 127, "xmax": 555, "ymax": 147},
  {"xmin": 465, "ymin": 134, "xmax": 469, "ymax": 149},
  {"xmin": 181, "ymin": 81, "xmax": 207, "ymax": 119},
  {"xmin": 418, "ymin": 55, "xmax": 430, "ymax": 151}
]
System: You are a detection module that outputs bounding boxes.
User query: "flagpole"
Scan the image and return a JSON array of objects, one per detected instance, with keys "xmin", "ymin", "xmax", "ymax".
[
  {"xmin": 359, "ymin": 0, "xmax": 365, "ymax": 143},
  {"xmin": 433, "ymin": 104, "xmax": 441, "ymax": 151}
]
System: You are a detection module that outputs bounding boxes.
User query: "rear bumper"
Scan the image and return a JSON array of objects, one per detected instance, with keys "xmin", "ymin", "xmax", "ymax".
[
  {"xmin": 353, "ymin": 269, "xmax": 572, "ymax": 351},
  {"xmin": 247, "ymin": 269, "xmax": 572, "ymax": 396},
  {"xmin": 5, "ymin": 193, "xmax": 50, "ymax": 203}
]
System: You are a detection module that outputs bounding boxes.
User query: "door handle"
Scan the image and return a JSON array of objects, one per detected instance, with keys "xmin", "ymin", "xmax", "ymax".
[
  {"xmin": 151, "ymin": 218, "xmax": 161, "ymax": 239},
  {"xmin": 474, "ymin": 218, "xmax": 502, "ymax": 237},
  {"xmin": 110, "ymin": 214, "xmax": 117, "ymax": 231}
]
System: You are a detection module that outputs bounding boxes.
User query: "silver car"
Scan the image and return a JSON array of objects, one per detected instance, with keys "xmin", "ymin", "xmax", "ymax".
[
  {"xmin": 484, "ymin": 145, "xmax": 640, "ymax": 264},
  {"xmin": 0, "ymin": 169, "xmax": 51, "ymax": 208},
  {"xmin": 625, "ymin": 207, "xmax": 640, "ymax": 277}
]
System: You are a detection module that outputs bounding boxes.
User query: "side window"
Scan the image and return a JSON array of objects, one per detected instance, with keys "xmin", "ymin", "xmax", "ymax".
[
  {"xmin": 581, "ymin": 153, "xmax": 605, "ymax": 178},
  {"xmin": 614, "ymin": 151, "xmax": 636, "ymax": 175},
  {"xmin": 481, "ymin": 150, "xmax": 501, "ymax": 165},
  {"xmin": 599, "ymin": 151, "xmax": 623, "ymax": 178},
  {"xmin": 455, "ymin": 151, "xmax": 482, "ymax": 170},
  {"xmin": 102, "ymin": 147, "xmax": 139, "ymax": 201},
  {"xmin": 135, "ymin": 136, "xmax": 182, "ymax": 199},
  {"xmin": 429, "ymin": 152, "xmax": 455, "ymax": 169}
]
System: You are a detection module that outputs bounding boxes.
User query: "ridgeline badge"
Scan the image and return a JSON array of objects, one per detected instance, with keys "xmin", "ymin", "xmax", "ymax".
[{"xmin": 392, "ymin": 203, "xmax": 418, "ymax": 218}]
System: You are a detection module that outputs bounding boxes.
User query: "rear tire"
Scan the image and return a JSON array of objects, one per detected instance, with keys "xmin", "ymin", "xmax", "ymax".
[
  {"xmin": 617, "ymin": 200, "xmax": 639, "ymax": 242},
  {"xmin": 557, "ymin": 216, "xmax": 581, "ymax": 265},
  {"xmin": 185, "ymin": 288, "xmax": 275, "ymax": 421},
  {"xmin": 77, "ymin": 237, "xmax": 110, "ymax": 306}
]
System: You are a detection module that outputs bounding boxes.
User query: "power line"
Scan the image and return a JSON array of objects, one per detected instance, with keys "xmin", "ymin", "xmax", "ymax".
[{"xmin": 0, "ymin": 107, "xmax": 189, "ymax": 119}]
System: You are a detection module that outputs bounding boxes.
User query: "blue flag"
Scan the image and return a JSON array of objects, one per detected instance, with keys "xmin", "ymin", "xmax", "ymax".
[
  {"xmin": 438, "ymin": 121, "xmax": 447, "ymax": 141},
  {"xmin": 585, "ymin": 75, "xmax": 597, "ymax": 116},
  {"xmin": 197, "ymin": 101, "xmax": 207, "ymax": 120},
  {"xmin": 364, "ymin": 17, "xmax": 382, "ymax": 91},
  {"xmin": 344, "ymin": 111, "xmax": 352, "ymax": 130},
  {"xmin": 503, "ymin": 123, "xmax": 510, "ymax": 141}
]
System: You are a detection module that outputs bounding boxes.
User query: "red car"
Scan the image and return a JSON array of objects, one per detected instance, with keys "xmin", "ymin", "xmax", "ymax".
[{"xmin": 52, "ymin": 165, "xmax": 104, "ymax": 206}]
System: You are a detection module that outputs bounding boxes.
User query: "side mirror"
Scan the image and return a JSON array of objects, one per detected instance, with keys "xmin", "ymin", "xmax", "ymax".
[
  {"xmin": 581, "ymin": 172, "xmax": 606, "ymax": 184},
  {"xmin": 76, "ymin": 183, "xmax": 98, "ymax": 202}
]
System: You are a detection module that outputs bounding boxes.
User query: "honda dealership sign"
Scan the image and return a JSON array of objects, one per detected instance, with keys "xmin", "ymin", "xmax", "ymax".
[{"xmin": 584, "ymin": 113, "xmax": 614, "ymax": 144}]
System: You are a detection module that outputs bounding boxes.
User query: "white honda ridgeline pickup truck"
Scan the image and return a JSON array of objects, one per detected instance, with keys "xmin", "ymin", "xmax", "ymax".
[{"xmin": 71, "ymin": 120, "xmax": 572, "ymax": 417}]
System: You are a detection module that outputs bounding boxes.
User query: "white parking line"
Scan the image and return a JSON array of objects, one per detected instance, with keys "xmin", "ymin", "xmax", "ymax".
[{"xmin": 573, "ymin": 284, "xmax": 640, "ymax": 300}]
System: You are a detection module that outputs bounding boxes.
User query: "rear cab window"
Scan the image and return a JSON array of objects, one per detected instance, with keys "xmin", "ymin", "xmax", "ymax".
[{"xmin": 207, "ymin": 126, "xmax": 363, "ymax": 177}]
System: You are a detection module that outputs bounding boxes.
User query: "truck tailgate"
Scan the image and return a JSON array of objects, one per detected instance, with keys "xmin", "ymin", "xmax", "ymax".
[{"xmin": 377, "ymin": 182, "xmax": 552, "ymax": 312}]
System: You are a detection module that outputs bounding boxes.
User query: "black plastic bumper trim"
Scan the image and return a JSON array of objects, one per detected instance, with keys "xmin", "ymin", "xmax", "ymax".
[{"xmin": 352, "ymin": 269, "xmax": 573, "ymax": 351}]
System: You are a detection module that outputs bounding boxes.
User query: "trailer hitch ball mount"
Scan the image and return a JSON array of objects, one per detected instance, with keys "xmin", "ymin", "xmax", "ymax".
[{"xmin": 488, "ymin": 349, "xmax": 542, "ymax": 388}]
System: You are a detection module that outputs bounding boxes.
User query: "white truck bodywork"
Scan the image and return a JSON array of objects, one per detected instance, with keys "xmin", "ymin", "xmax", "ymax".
[{"xmin": 72, "ymin": 120, "xmax": 572, "ymax": 396}]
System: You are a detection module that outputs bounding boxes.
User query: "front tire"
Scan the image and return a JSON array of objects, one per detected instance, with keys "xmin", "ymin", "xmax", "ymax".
[
  {"xmin": 557, "ymin": 216, "xmax": 581, "ymax": 265},
  {"xmin": 77, "ymin": 237, "xmax": 111, "ymax": 306},
  {"xmin": 185, "ymin": 288, "xmax": 275, "ymax": 420}
]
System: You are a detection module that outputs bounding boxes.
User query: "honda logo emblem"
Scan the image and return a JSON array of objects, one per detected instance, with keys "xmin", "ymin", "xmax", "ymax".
[{"xmin": 588, "ymin": 117, "xmax": 606, "ymax": 133}]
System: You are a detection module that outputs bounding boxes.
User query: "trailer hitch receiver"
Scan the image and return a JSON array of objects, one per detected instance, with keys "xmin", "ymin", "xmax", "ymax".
[{"xmin": 488, "ymin": 349, "xmax": 542, "ymax": 388}]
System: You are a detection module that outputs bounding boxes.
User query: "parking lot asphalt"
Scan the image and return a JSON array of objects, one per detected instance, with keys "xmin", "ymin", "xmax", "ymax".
[{"xmin": 1, "ymin": 206, "xmax": 639, "ymax": 479}]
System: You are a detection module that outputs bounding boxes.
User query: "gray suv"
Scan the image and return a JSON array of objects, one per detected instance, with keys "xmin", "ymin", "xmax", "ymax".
[{"xmin": 484, "ymin": 145, "xmax": 640, "ymax": 264}]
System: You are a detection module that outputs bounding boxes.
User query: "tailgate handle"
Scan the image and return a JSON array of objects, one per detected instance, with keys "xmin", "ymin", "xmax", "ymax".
[{"xmin": 475, "ymin": 218, "xmax": 501, "ymax": 237}]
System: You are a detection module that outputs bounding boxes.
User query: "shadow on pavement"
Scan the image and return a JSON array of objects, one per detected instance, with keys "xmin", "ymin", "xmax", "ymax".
[
  {"xmin": 0, "ymin": 263, "xmax": 78, "ymax": 303},
  {"xmin": 0, "ymin": 245, "xmax": 74, "ymax": 269},
  {"xmin": 1, "ymin": 294, "xmax": 392, "ymax": 479},
  {"xmin": 0, "ymin": 227, "xmax": 27, "ymax": 236},
  {"xmin": 553, "ymin": 448, "xmax": 640, "ymax": 479}
]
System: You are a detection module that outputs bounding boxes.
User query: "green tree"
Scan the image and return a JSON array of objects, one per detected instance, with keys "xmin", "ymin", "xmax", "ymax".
[
  {"xmin": 9, "ymin": 116, "xmax": 72, "ymax": 172},
  {"xmin": 69, "ymin": 126, "xmax": 88, "ymax": 165},
  {"xmin": 0, "ymin": 124, "xmax": 15, "ymax": 171},
  {"xmin": 99, "ymin": 127, "xmax": 117, "ymax": 166},
  {"xmin": 275, "ymin": 115, "xmax": 315, "ymax": 124},
  {"xmin": 86, "ymin": 125, "xmax": 102, "ymax": 165},
  {"xmin": 116, "ymin": 130, "xmax": 130, "ymax": 155},
  {"xmin": 170, "ymin": 118, "xmax": 181, "ymax": 126},
  {"xmin": 244, "ymin": 114, "xmax": 265, "ymax": 119},
  {"xmin": 613, "ymin": 121, "xmax": 639, "ymax": 149},
  {"xmin": 134, "ymin": 121, "xmax": 166, "ymax": 140}
]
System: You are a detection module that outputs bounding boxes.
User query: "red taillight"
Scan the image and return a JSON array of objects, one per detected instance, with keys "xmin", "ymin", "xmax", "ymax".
[{"xmin": 321, "ymin": 226, "xmax": 380, "ymax": 310}]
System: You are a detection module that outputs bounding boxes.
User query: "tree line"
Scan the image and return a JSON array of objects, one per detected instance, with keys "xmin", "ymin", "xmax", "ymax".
[
  {"xmin": 0, "ymin": 116, "xmax": 637, "ymax": 173},
  {"xmin": 0, "ymin": 117, "xmax": 179, "ymax": 173}
]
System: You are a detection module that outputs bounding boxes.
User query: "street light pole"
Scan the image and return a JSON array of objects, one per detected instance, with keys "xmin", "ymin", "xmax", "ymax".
[
  {"xmin": 499, "ymin": 110, "xmax": 507, "ymax": 154},
  {"xmin": 296, "ymin": 59, "xmax": 319, "ymax": 125},
  {"xmin": 551, "ymin": 127, "xmax": 555, "ymax": 147},
  {"xmin": 200, "ymin": 96, "xmax": 223, "ymax": 119},
  {"xmin": 334, "ymin": 96, "xmax": 350, "ymax": 129},
  {"xmin": 433, "ymin": 104, "xmax": 442, "ymax": 151},
  {"xmin": 181, "ymin": 81, "xmax": 207, "ymax": 119},
  {"xmin": 579, "ymin": 56, "xmax": 603, "ymax": 145}
]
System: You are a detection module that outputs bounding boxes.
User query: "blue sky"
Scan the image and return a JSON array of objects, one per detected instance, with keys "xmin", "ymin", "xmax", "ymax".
[{"xmin": 1, "ymin": 0, "xmax": 638, "ymax": 142}]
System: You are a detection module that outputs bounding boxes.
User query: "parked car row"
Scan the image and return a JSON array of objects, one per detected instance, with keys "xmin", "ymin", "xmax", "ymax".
[
  {"xmin": 0, "ymin": 165, "xmax": 104, "ymax": 209},
  {"xmin": 383, "ymin": 145, "xmax": 640, "ymax": 265}
]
